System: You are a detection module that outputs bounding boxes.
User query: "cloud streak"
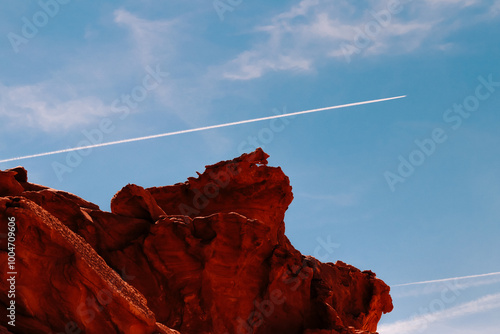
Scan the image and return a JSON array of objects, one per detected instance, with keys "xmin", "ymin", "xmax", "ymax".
[
  {"xmin": 394, "ymin": 272, "xmax": 500, "ymax": 287},
  {"xmin": 378, "ymin": 293, "xmax": 500, "ymax": 334},
  {"xmin": 391, "ymin": 271, "xmax": 500, "ymax": 298},
  {"xmin": 0, "ymin": 95, "xmax": 405, "ymax": 164},
  {"xmin": 114, "ymin": 9, "xmax": 178, "ymax": 66}
]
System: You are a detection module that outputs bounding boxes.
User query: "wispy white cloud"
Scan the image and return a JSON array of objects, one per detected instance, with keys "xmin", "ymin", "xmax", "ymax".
[
  {"xmin": 221, "ymin": 0, "xmax": 499, "ymax": 80},
  {"xmin": 422, "ymin": 0, "xmax": 479, "ymax": 8},
  {"xmin": 0, "ymin": 9, "xmax": 183, "ymax": 135},
  {"xmin": 110, "ymin": 8, "xmax": 245, "ymax": 156},
  {"xmin": 112, "ymin": 9, "xmax": 206, "ymax": 120},
  {"xmin": 0, "ymin": 81, "xmax": 110, "ymax": 132},
  {"xmin": 223, "ymin": 51, "xmax": 311, "ymax": 80},
  {"xmin": 107, "ymin": 9, "xmax": 240, "ymax": 156},
  {"xmin": 488, "ymin": 0, "xmax": 500, "ymax": 18},
  {"xmin": 378, "ymin": 293, "xmax": 500, "ymax": 334},
  {"xmin": 114, "ymin": 9, "xmax": 179, "ymax": 66}
]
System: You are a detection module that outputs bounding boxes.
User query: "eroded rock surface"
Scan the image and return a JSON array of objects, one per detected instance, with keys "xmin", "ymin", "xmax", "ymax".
[{"xmin": 0, "ymin": 149, "xmax": 392, "ymax": 334}]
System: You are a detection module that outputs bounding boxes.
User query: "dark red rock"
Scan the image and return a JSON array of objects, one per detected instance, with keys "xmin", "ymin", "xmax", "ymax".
[
  {"xmin": 111, "ymin": 184, "xmax": 166, "ymax": 222},
  {"xmin": 146, "ymin": 149, "xmax": 293, "ymax": 246},
  {"xmin": 22, "ymin": 189, "xmax": 100, "ymax": 249},
  {"xmin": 0, "ymin": 197, "xmax": 178, "ymax": 334},
  {"xmin": 0, "ymin": 170, "xmax": 24, "ymax": 197},
  {"xmin": 0, "ymin": 325, "xmax": 13, "ymax": 334},
  {"xmin": 0, "ymin": 149, "xmax": 392, "ymax": 334}
]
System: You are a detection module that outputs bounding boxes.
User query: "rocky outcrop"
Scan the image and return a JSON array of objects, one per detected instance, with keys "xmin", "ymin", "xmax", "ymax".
[{"xmin": 0, "ymin": 149, "xmax": 392, "ymax": 334}]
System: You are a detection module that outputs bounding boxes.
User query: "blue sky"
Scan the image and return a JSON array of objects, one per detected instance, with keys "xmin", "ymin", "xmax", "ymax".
[{"xmin": 1, "ymin": 0, "xmax": 500, "ymax": 332}]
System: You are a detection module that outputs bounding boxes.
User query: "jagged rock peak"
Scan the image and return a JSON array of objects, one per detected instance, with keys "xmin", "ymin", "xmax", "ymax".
[{"xmin": 0, "ymin": 149, "xmax": 392, "ymax": 334}]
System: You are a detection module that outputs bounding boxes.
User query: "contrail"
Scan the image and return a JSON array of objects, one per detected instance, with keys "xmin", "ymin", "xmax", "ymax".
[
  {"xmin": 378, "ymin": 293, "xmax": 500, "ymax": 334},
  {"xmin": 0, "ymin": 95, "xmax": 406, "ymax": 164},
  {"xmin": 393, "ymin": 271, "xmax": 500, "ymax": 287}
]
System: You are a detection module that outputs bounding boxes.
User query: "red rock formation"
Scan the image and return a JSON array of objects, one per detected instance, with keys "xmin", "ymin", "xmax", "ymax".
[{"xmin": 0, "ymin": 149, "xmax": 392, "ymax": 334}]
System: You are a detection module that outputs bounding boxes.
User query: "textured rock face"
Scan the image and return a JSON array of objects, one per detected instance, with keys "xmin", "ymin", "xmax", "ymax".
[{"xmin": 0, "ymin": 149, "xmax": 392, "ymax": 334}]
